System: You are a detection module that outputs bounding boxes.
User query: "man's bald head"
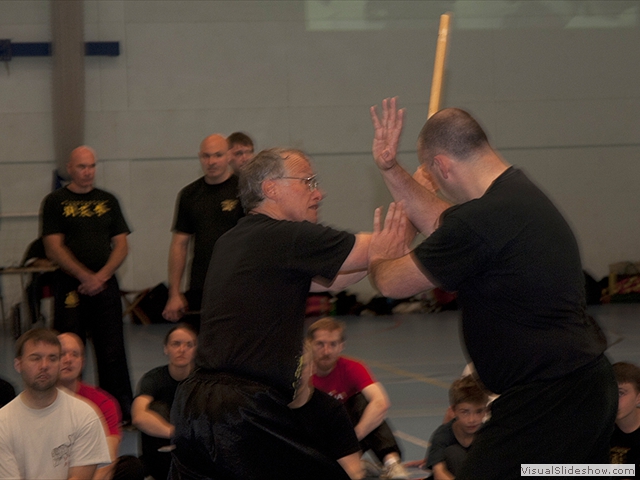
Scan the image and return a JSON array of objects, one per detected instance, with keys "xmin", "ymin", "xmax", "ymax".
[
  {"xmin": 66, "ymin": 145, "xmax": 97, "ymax": 193},
  {"xmin": 199, "ymin": 134, "xmax": 232, "ymax": 184}
]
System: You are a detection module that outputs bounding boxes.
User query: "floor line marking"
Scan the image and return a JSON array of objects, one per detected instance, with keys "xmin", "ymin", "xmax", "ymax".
[
  {"xmin": 355, "ymin": 357, "xmax": 451, "ymax": 389},
  {"xmin": 393, "ymin": 430, "xmax": 431, "ymax": 449}
]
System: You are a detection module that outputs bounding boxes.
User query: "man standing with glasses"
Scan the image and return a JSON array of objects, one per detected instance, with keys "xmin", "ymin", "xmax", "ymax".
[
  {"xmin": 170, "ymin": 148, "xmax": 373, "ymax": 480},
  {"xmin": 163, "ymin": 134, "xmax": 244, "ymax": 328}
]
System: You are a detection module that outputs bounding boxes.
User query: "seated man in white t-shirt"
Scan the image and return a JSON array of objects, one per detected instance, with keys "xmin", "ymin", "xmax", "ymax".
[{"xmin": 0, "ymin": 328, "xmax": 110, "ymax": 480}]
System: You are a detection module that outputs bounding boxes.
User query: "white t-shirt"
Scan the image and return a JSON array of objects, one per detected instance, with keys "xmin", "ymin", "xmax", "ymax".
[{"xmin": 0, "ymin": 388, "xmax": 111, "ymax": 480}]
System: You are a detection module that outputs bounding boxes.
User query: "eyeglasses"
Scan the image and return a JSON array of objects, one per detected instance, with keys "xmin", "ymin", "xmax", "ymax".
[{"xmin": 278, "ymin": 174, "xmax": 319, "ymax": 192}]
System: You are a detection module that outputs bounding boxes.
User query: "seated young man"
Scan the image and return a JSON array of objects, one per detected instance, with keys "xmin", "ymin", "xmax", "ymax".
[
  {"xmin": 424, "ymin": 375, "xmax": 489, "ymax": 480},
  {"xmin": 131, "ymin": 324, "xmax": 196, "ymax": 480},
  {"xmin": 0, "ymin": 329, "xmax": 111, "ymax": 480},
  {"xmin": 610, "ymin": 362, "xmax": 640, "ymax": 478},
  {"xmin": 308, "ymin": 317, "xmax": 409, "ymax": 479}
]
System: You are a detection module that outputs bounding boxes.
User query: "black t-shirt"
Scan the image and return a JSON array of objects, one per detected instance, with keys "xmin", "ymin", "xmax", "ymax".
[
  {"xmin": 40, "ymin": 187, "xmax": 130, "ymax": 272},
  {"xmin": 136, "ymin": 365, "xmax": 180, "ymax": 420},
  {"xmin": 291, "ymin": 389, "xmax": 361, "ymax": 460},
  {"xmin": 135, "ymin": 365, "xmax": 179, "ymax": 477},
  {"xmin": 414, "ymin": 168, "xmax": 605, "ymax": 394},
  {"xmin": 172, "ymin": 176, "xmax": 244, "ymax": 292},
  {"xmin": 610, "ymin": 424, "xmax": 640, "ymax": 477},
  {"xmin": 196, "ymin": 214, "xmax": 356, "ymax": 398},
  {"xmin": 425, "ymin": 420, "xmax": 469, "ymax": 473}
]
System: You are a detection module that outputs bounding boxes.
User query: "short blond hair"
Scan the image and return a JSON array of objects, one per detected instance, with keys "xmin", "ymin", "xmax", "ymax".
[{"xmin": 306, "ymin": 317, "xmax": 346, "ymax": 342}]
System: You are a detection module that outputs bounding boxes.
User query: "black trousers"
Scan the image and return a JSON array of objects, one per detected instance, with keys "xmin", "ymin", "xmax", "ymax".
[
  {"xmin": 458, "ymin": 355, "xmax": 617, "ymax": 480},
  {"xmin": 345, "ymin": 392, "xmax": 402, "ymax": 462},
  {"xmin": 53, "ymin": 271, "xmax": 133, "ymax": 420},
  {"xmin": 170, "ymin": 370, "xmax": 350, "ymax": 480}
]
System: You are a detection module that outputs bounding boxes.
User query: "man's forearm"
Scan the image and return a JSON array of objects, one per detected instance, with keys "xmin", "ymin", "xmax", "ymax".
[
  {"xmin": 338, "ymin": 452, "xmax": 364, "ymax": 480},
  {"xmin": 354, "ymin": 401, "xmax": 388, "ymax": 440},
  {"xmin": 354, "ymin": 412, "xmax": 386, "ymax": 440},
  {"xmin": 97, "ymin": 236, "xmax": 128, "ymax": 280},
  {"xmin": 68, "ymin": 465, "xmax": 97, "ymax": 480},
  {"xmin": 310, "ymin": 269, "xmax": 367, "ymax": 293},
  {"xmin": 380, "ymin": 163, "xmax": 449, "ymax": 236},
  {"xmin": 355, "ymin": 383, "xmax": 392, "ymax": 441},
  {"xmin": 44, "ymin": 240, "xmax": 93, "ymax": 281},
  {"xmin": 167, "ymin": 234, "xmax": 190, "ymax": 296},
  {"xmin": 370, "ymin": 254, "xmax": 434, "ymax": 299},
  {"xmin": 133, "ymin": 410, "xmax": 174, "ymax": 439},
  {"xmin": 432, "ymin": 462, "xmax": 455, "ymax": 480}
]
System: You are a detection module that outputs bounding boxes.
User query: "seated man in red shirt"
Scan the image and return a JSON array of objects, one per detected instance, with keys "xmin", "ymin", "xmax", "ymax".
[
  {"xmin": 58, "ymin": 332, "xmax": 144, "ymax": 480},
  {"xmin": 308, "ymin": 317, "xmax": 409, "ymax": 480}
]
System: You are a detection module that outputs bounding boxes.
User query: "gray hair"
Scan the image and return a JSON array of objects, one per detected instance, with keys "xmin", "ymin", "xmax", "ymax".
[{"xmin": 239, "ymin": 147, "xmax": 309, "ymax": 212}]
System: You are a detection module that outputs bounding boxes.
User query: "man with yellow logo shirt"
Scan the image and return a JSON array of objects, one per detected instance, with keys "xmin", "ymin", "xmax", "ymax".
[
  {"xmin": 40, "ymin": 145, "xmax": 133, "ymax": 424},
  {"xmin": 162, "ymin": 134, "xmax": 244, "ymax": 329}
]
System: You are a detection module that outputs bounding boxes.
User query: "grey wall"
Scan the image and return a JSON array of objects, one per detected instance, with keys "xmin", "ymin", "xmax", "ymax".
[{"xmin": 1, "ymin": 0, "xmax": 639, "ymax": 305}]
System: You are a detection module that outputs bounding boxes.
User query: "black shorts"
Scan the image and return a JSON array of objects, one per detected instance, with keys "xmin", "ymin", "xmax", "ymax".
[
  {"xmin": 170, "ymin": 370, "xmax": 350, "ymax": 480},
  {"xmin": 458, "ymin": 355, "xmax": 617, "ymax": 480}
]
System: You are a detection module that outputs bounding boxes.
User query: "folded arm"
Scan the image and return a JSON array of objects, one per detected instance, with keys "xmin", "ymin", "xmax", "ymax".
[
  {"xmin": 131, "ymin": 395, "xmax": 174, "ymax": 439},
  {"xmin": 354, "ymin": 382, "xmax": 391, "ymax": 440}
]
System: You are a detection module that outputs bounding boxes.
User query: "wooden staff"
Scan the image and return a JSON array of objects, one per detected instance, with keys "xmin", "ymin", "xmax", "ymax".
[{"xmin": 428, "ymin": 13, "xmax": 452, "ymax": 119}]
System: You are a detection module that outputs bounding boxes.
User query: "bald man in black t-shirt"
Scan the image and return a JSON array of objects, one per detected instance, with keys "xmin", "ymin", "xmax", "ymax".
[
  {"xmin": 163, "ymin": 134, "xmax": 244, "ymax": 328},
  {"xmin": 41, "ymin": 145, "xmax": 133, "ymax": 422}
]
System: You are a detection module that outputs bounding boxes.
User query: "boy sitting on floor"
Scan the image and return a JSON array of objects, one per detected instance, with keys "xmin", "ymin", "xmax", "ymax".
[
  {"xmin": 424, "ymin": 375, "xmax": 488, "ymax": 480},
  {"xmin": 610, "ymin": 362, "xmax": 640, "ymax": 478}
]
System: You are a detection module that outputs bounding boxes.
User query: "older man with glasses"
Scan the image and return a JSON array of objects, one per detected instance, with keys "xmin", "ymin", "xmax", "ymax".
[{"xmin": 170, "ymin": 148, "xmax": 373, "ymax": 480}]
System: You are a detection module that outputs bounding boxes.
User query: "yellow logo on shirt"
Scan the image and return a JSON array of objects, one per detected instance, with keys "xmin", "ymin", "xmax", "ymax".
[
  {"xmin": 221, "ymin": 199, "xmax": 239, "ymax": 212},
  {"xmin": 62, "ymin": 200, "xmax": 111, "ymax": 217},
  {"xmin": 610, "ymin": 446, "xmax": 630, "ymax": 464},
  {"xmin": 65, "ymin": 291, "xmax": 80, "ymax": 308}
]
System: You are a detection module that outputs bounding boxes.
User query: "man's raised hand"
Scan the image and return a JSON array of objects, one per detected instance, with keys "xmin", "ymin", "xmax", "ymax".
[
  {"xmin": 370, "ymin": 97, "xmax": 405, "ymax": 171},
  {"xmin": 370, "ymin": 202, "xmax": 410, "ymax": 263}
]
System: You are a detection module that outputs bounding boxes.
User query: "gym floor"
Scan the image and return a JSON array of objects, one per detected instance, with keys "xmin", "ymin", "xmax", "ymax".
[{"xmin": 1, "ymin": 303, "xmax": 639, "ymax": 477}]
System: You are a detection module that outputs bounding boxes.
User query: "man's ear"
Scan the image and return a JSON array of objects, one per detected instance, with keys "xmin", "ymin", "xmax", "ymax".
[
  {"xmin": 14, "ymin": 357, "xmax": 22, "ymax": 374},
  {"xmin": 262, "ymin": 179, "xmax": 278, "ymax": 200},
  {"xmin": 433, "ymin": 154, "xmax": 450, "ymax": 179}
]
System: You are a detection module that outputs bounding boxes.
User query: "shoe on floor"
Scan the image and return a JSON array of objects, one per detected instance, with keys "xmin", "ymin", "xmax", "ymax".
[{"xmin": 381, "ymin": 461, "xmax": 410, "ymax": 479}]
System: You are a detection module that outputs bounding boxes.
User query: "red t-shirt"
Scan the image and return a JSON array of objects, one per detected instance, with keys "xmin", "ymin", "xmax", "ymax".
[
  {"xmin": 76, "ymin": 382, "xmax": 122, "ymax": 437},
  {"xmin": 312, "ymin": 356, "xmax": 375, "ymax": 403}
]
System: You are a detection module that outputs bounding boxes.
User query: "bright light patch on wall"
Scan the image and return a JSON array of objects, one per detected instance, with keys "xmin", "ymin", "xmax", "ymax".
[
  {"xmin": 305, "ymin": 0, "xmax": 384, "ymax": 31},
  {"xmin": 305, "ymin": 0, "xmax": 639, "ymax": 31}
]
